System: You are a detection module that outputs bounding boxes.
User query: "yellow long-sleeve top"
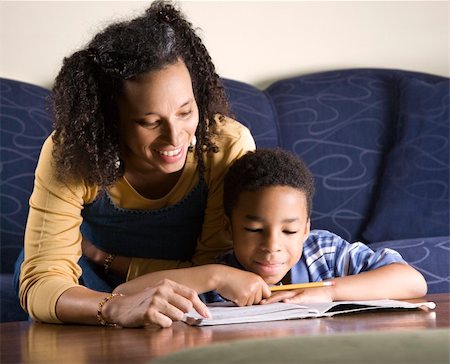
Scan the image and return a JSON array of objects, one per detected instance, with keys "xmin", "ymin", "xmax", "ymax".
[{"xmin": 19, "ymin": 117, "xmax": 255, "ymax": 323}]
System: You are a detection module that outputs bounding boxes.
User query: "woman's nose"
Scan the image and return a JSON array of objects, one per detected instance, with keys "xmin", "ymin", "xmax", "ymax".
[{"xmin": 162, "ymin": 120, "xmax": 181, "ymax": 145}]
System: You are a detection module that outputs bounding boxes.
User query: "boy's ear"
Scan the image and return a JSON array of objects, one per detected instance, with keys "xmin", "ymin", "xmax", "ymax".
[
  {"xmin": 304, "ymin": 218, "xmax": 311, "ymax": 236},
  {"xmin": 223, "ymin": 216, "xmax": 233, "ymax": 240}
]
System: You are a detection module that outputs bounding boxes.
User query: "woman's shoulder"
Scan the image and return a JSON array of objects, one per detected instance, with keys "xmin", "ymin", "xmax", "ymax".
[
  {"xmin": 202, "ymin": 116, "xmax": 256, "ymax": 180},
  {"xmin": 37, "ymin": 134, "xmax": 57, "ymax": 173},
  {"xmin": 211, "ymin": 115, "xmax": 255, "ymax": 150},
  {"xmin": 36, "ymin": 134, "xmax": 99, "ymax": 202}
]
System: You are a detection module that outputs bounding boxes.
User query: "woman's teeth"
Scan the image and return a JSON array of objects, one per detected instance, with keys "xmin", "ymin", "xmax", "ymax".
[{"xmin": 157, "ymin": 148, "xmax": 182, "ymax": 157}]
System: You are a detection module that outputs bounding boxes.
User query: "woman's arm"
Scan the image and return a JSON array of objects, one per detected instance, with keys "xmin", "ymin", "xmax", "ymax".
[
  {"xmin": 56, "ymin": 280, "xmax": 211, "ymax": 327},
  {"xmin": 20, "ymin": 138, "xmax": 209, "ymax": 327},
  {"xmin": 19, "ymin": 137, "xmax": 94, "ymax": 323},
  {"xmin": 24, "ymin": 177, "xmax": 210, "ymax": 328}
]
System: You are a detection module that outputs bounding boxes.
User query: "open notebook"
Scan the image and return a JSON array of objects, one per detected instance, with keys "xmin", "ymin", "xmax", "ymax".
[{"xmin": 183, "ymin": 299, "xmax": 436, "ymax": 326}]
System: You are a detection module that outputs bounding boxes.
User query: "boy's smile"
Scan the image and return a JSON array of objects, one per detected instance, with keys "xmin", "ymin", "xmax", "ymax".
[{"xmin": 225, "ymin": 185, "xmax": 310, "ymax": 284}]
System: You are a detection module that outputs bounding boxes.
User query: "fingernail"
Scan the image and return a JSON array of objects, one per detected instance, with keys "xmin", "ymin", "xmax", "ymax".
[{"xmin": 204, "ymin": 308, "xmax": 212, "ymax": 319}]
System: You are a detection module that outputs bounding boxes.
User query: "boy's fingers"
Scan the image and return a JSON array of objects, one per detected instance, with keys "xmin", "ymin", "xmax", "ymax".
[
  {"xmin": 261, "ymin": 290, "xmax": 298, "ymax": 304},
  {"xmin": 262, "ymin": 283, "xmax": 272, "ymax": 298}
]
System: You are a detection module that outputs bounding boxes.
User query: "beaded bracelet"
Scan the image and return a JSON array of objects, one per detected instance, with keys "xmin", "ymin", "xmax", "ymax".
[
  {"xmin": 97, "ymin": 293, "xmax": 124, "ymax": 327},
  {"xmin": 103, "ymin": 254, "xmax": 116, "ymax": 274}
]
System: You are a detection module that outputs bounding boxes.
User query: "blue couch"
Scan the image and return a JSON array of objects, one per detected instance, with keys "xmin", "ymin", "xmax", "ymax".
[{"xmin": 1, "ymin": 69, "xmax": 449, "ymax": 322}]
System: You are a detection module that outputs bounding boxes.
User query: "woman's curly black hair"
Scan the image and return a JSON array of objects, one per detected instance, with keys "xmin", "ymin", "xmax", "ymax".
[
  {"xmin": 52, "ymin": 1, "xmax": 231, "ymax": 186},
  {"xmin": 223, "ymin": 148, "xmax": 316, "ymax": 218}
]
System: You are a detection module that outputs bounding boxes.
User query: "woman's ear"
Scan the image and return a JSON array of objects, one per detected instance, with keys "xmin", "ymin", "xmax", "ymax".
[{"xmin": 223, "ymin": 216, "xmax": 233, "ymax": 240}]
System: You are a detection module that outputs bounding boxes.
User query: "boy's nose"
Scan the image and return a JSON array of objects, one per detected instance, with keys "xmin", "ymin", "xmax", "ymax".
[{"xmin": 261, "ymin": 232, "xmax": 282, "ymax": 252}]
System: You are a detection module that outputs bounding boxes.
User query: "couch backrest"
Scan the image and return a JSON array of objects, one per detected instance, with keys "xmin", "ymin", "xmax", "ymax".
[
  {"xmin": 270, "ymin": 69, "xmax": 449, "ymax": 242},
  {"xmin": 0, "ymin": 78, "xmax": 53, "ymax": 273},
  {"xmin": 1, "ymin": 70, "xmax": 448, "ymax": 274},
  {"xmin": 267, "ymin": 69, "xmax": 400, "ymax": 241},
  {"xmin": 222, "ymin": 79, "xmax": 279, "ymax": 148},
  {"xmin": 226, "ymin": 69, "xmax": 448, "ymax": 243}
]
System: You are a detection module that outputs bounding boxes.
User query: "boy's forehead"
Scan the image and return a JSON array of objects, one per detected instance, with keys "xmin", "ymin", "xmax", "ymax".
[
  {"xmin": 234, "ymin": 186, "xmax": 308, "ymax": 213},
  {"xmin": 244, "ymin": 185, "xmax": 306, "ymax": 197}
]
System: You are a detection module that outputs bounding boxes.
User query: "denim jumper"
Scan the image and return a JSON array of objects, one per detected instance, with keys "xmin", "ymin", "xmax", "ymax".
[{"xmin": 14, "ymin": 177, "xmax": 208, "ymax": 295}]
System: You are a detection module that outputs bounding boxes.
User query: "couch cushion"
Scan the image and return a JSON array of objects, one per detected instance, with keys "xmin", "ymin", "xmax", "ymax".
[
  {"xmin": 0, "ymin": 273, "xmax": 28, "ymax": 322},
  {"xmin": 363, "ymin": 77, "xmax": 449, "ymax": 242},
  {"xmin": 222, "ymin": 79, "xmax": 279, "ymax": 148},
  {"xmin": 0, "ymin": 78, "xmax": 52, "ymax": 273},
  {"xmin": 266, "ymin": 69, "xmax": 398, "ymax": 241},
  {"xmin": 369, "ymin": 236, "xmax": 450, "ymax": 294}
]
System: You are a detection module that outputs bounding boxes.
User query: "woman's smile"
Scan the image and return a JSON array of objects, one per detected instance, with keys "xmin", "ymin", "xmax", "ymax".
[
  {"xmin": 153, "ymin": 145, "xmax": 186, "ymax": 164},
  {"xmin": 156, "ymin": 147, "xmax": 182, "ymax": 157}
]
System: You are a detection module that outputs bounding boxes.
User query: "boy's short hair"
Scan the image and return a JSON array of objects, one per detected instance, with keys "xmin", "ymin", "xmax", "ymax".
[{"xmin": 224, "ymin": 148, "xmax": 315, "ymax": 218}]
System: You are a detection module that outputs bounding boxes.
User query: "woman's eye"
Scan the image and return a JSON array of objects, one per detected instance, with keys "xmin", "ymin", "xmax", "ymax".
[
  {"xmin": 179, "ymin": 110, "xmax": 192, "ymax": 118},
  {"xmin": 244, "ymin": 227, "xmax": 263, "ymax": 233},
  {"xmin": 137, "ymin": 120, "xmax": 159, "ymax": 128}
]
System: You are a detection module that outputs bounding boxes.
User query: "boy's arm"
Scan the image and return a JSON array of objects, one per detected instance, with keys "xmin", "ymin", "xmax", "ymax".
[
  {"xmin": 319, "ymin": 234, "xmax": 427, "ymax": 300},
  {"xmin": 263, "ymin": 233, "xmax": 428, "ymax": 304},
  {"xmin": 329, "ymin": 262, "xmax": 427, "ymax": 300},
  {"xmin": 114, "ymin": 264, "xmax": 226, "ymax": 294},
  {"xmin": 263, "ymin": 263, "xmax": 427, "ymax": 304},
  {"xmin": 113, "ymin": 264, "xmax": 271, "ymax": 306}
]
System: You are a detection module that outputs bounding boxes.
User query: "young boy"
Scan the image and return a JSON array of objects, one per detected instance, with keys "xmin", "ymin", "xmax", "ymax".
[{"xmin": 114, "ymin": 149, "xmax": 427, "ymax": 305}]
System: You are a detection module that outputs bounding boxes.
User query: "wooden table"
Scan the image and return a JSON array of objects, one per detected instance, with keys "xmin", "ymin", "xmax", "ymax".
[{"xmin": 1, "ymin": 294, "xmax": 448, "ymax": 364}]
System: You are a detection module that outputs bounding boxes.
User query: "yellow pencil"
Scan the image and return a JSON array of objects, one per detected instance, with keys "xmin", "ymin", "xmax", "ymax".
[{"xmin": 270, "ymin": 281, "xmax": 335, "ymax": 292}]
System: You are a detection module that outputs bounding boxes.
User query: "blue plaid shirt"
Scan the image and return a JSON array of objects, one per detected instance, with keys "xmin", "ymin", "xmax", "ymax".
[{"xmin": 201, "ymin": 229, "xmax": 406, "ymax": 303}]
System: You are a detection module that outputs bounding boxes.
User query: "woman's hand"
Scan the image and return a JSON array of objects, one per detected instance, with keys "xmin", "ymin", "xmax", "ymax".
[
  {"xmin": 81, "ymin": 235, "xmax": 106, "ymax": 265},
  {"xmin": 81, "ymin": 236, "xmax": 130, "ymax": 277},
  {"xmin": 106, "ymin": 279, "xmax": 211, "ymax": 328},
  {"xmin": 215, "ymin": 269, "xmax": 271, "ymax": 306},
  {"xmin": 261, "ymin": 287, "xmax": 334, "ymax": 304}
]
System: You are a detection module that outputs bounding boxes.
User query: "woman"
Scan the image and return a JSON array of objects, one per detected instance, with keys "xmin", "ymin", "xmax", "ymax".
[{"xmin": 16, "ymin": 1, "xmax": 255, "ymax": 328}]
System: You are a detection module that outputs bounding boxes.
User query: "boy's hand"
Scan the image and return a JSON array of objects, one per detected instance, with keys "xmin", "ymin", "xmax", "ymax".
[
  {"xmin": 215, "ymin": 269, "xmax": 271, "ymax": 306},
  {"xmin": 261, "ymin": 287, "xmax": 334, "ymax": 304}
]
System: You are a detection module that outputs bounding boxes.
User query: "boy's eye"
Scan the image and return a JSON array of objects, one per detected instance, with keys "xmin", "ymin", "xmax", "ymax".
[
  {"xmin": 283, "ymin": 231, "xmax": 298, "ymax": 235},
  {"xmin": 244, "ymin": 227, "xmax": 263, "ymax": 233}
]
